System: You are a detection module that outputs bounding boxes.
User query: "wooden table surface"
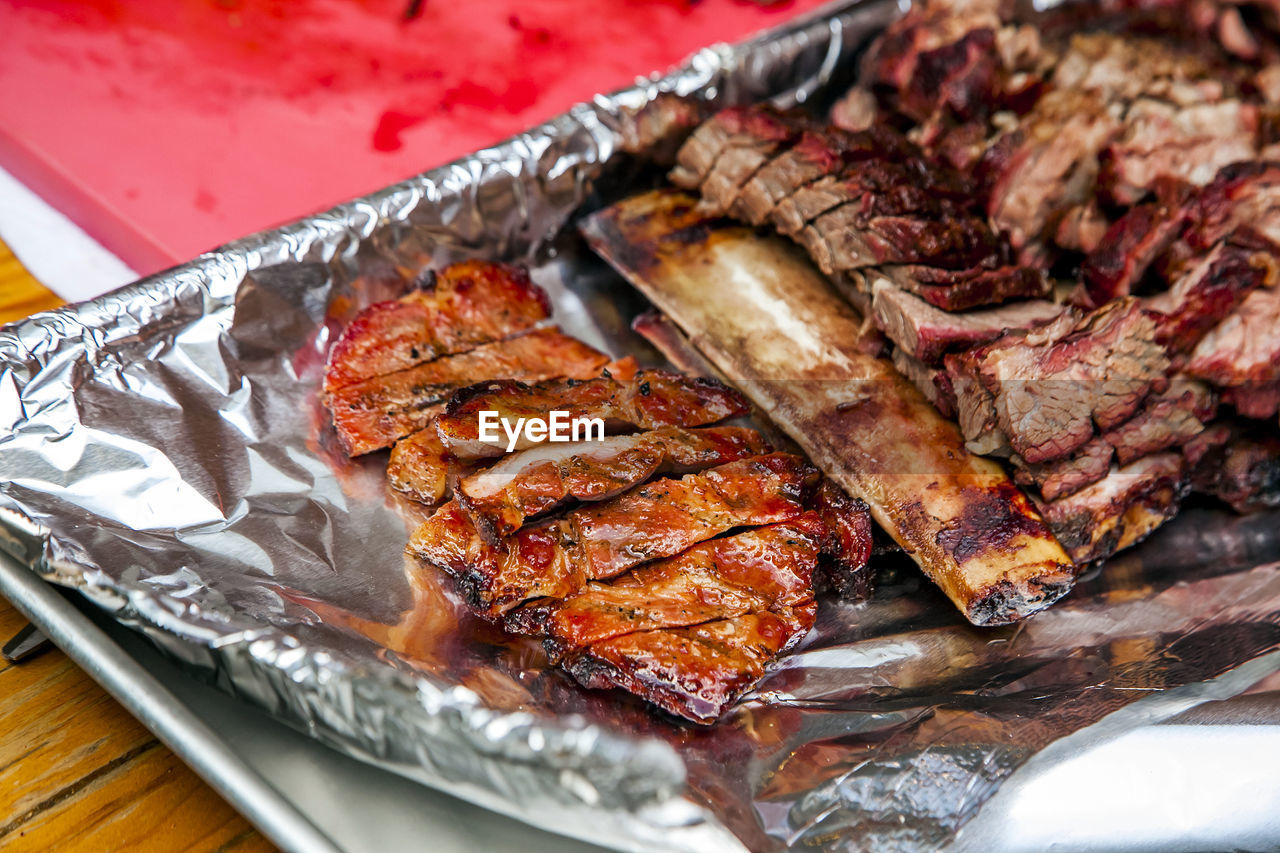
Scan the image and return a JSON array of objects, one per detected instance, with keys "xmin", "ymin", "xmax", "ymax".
[{"xmin": 0, "ymin": 238, "xmax": 276, "ymax": 852}]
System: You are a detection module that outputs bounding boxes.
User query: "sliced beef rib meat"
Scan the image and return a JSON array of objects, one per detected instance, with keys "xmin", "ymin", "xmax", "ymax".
[
  {"xmin": 1013, "ymin": 438, "xmax": 1115, "ymax": 502},
  {"xmin": 1188, "ymin": 422, "xmax": 1280, "ymax": 513},
  {"xmin": 953, "ymin": 299, "xmax": 1171, "ymax": 464},
  {"xmin": 1036, "ymin": 452, "xmax": 1188, "ymax": 563},
  {"xmin": 871, "ymin": 277, "xmax": 1063, "ymax": 363},
  {"xmin": 1185, "ymin": 281, "xmax": 1280, "ymax": 391},
  {"xmin": 1101, "ymin": 377, "xmax": 1217, "ymax": 465}
]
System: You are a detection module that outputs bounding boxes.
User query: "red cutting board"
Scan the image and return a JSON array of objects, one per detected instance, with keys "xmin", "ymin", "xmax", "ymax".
[{"xmin": 0, "ymin": 0, "xmax": 832, "ymax": 277}]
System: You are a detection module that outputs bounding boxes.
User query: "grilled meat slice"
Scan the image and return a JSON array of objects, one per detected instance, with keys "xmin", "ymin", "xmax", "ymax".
[
  {"xmin": 871, "ymin": 278, "xmax": 1063, "ymax": 363},
  {"xmin": 809, "ymin": 479, "xmax": 877, "ymax": 600},
  {"xmin": 736, "ymin": 127, "xmax": 918, "ymax": 226},
  {"xmin": 387, "ymin": 423, "xmax": 452, "ymax": 506},
  {"xmin": 800, "ymin": 204, "xmax": 997, "ymax": 274},
  {"xmin": 884, "ymin": 264, "xmax": 1052, "ymax": 312},
  {"xmin": 699, "ymin": 115, "xmax": 818, "ymax": 217},
  {"xmin": 860, "ymin": 0, "xmax": 1007, "ymax": 121},
  {"xmin": 435, "ymin": 370, "xmax": 748, "ymax": 460},
  {"xmin": 409, "ymin": 504, "xmax": 579, "ymax": 616},
  {"xmin": 1013, "ymin": 438, "xmax": 1115, "ymax": 502},
  {"xmin": 1190, "ymin": 161, "xmax": 1280, "ymax": 250},
  {"xmin": 1080, "ymin": 168, "xmax": 1279, "ymax": 318},
  {"xmin": 669, "ymin": 106, "xmax": 807, "ymax": 192},
  {"xmin": 1080, "ymin": 199, "xmax": 1192, "ymax": 307},
  {"xmin": 956, "ymin": 299, "xmax": 1171, "ymax": 464},
  {"xmin": 323, "ymin": 260, "xmax": 550, "ymax": 394},
  {"xmin": 504, "ymin": 518, "xmax": 826, "ymax": 648},
  {"xmin": 570, "ymin": 452, "xmax": 816, "ymax": 579},
  {"xmin": 1099, "ymin": 98, "xmax": 1259, "ymax": 207},
  {"xmin": 583, "ymin": 190, "xmax": 1076, "ymax": 626},
  {"xmin": 679, "ymin": 106, "xmax": 1043, "ymax": 311},
  {"xmin": 1188, "ymin": 422, "xmax": 1280, "ymax": 512},
  {"xmin": 1150, "ymin": 233, "xmax": 1278, "ymax": 354},
  {"xmin": 944, "ymin": 346, "xmax": 1011, "ymax": 457},
  {"xmin": 409, "ymin": 452, "xmax": 819, "ymax": 617},
  {"xmin": 1222, "ymin": 380, "xmax": 1280, "ymax": 420},
  {"xmin": 559, "ymin": 611, "xmax": 810, "ymax": 724},
  {"xmin": 1100, "ymin": 377, "xmax": 1216, "ymax": 465},
  {"xmin": 504, "ymin": 506, "xmax": 876, "ymax": 724},
  {"xmin": 1035, "ymin": 452, "xmax": 1188, "ymax": 563},
  {"xmin": 326, "ymin": 328, "xmax": 610, "ymax": 455},
  {"xmin": 455, "ymin": 426, "xmax": 770, "ymax": 542},
  {"xmin": 772, "ymin": 155, "xmax": 973, "ymax": 236},
  {"xmin": 985, "ymin": 89, "xmax": 1122, "ymax": 252},
  {"xmin": 892, "ymin": 348, "xmax": 960, "ymax": 418},
  {"xmin": 1185, "ymin": 282, "xmax": 1280, "ymax": 390}
]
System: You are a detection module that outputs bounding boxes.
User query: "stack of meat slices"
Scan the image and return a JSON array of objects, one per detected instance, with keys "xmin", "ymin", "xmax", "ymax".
[
  {"xmin": 322, "ymin": 260, "xmax": 611, "ymax": 456},
  {"xmin": 322, "ymin": 260, "xmax": 874, "ymax": 724},
  {"xmin": 671, "ymin": 106, "xmax": 1051, "ymax": 313},
  {"xmin": 671, "ymin": 0, "xmax": 1280, "ymax": 563},
  {"xmin": 406, "ymin": 381, "xmax": 873, "ymax": 724}
]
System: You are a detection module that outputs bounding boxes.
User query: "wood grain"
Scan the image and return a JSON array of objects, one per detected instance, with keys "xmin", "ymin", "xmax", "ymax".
[
  {"xmin": 0, "ymin": 241, "xmax": 63, "ymax": 325},
  {"xmin": 0, "ymin": 237, "xmax": 276, "ymax": 852}
]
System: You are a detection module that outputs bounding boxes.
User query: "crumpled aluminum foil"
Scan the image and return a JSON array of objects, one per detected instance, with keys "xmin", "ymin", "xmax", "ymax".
[{"xmin": 1, "ymin": 2, "xmax": 1279, "ymax": 850}]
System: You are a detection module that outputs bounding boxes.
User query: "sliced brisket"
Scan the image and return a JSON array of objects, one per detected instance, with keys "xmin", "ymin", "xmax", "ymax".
[
  {"xmin": 1185, "ymin": 282, "xmax": 1280, "ymax": 389},
  {"xmin": 1013, "ymin": 437, "xmax": 1115, "ymax": 502},
  {"xmin": 871, "ymin": 277, "xmax": 1063, "ymax": 363},
  {"xmin": 954, "ymin": 299, "xmax": 1171, "ymax": 463},
  {"xmin": 1100, "ymin": 377, "xmax": 1217, "ymax": 465},
  {"xmin": 1188, "ymin": 422, "xmax": 1280, "ymax": 512},
  {"xmin": 1036, "ymin": 451, "xmax": 1188, "ymax": 563}
]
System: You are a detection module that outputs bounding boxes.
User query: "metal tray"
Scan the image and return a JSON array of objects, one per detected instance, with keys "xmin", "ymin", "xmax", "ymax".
[
  {"xmin": 7, "ymin": 553, "xmax": 1280, "ymax": 853},
  {"xmin": 0, "ymin": 552, "xmax": 605, "ymax": 853},
  {"xmin": 3, "ymin": 1, "xmax": 1280, "ymax": 850}
]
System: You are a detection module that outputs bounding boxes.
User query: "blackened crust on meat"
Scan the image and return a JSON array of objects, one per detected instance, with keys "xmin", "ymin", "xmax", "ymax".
[
  {"xmin": 966, "ymin": 573, "xmax": 1076, "ymax": 627},
  {"xmin": 935, "ymin": 480, "xmax": 1056, "ymax": 565},
  {"xmin": 924, "ymin": 479, "xmax": 1077, "ymax": 624},
  {"xmin": 1036, "ymin": 453, "xmax": 1190, "ymax": 564},
  {"xmin": 810, "ymin": 480, "xmax": 876, "ymax": 601}
]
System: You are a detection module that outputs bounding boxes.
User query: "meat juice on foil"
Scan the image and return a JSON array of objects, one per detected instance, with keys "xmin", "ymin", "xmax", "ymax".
[{"xmin": 0, "ymin": 1, "xmax": 1279, "ymax": 851}]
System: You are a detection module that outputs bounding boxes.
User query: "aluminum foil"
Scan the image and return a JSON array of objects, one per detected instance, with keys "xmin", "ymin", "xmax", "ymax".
[{"xmin": 1, "ymin": 2, "xmax": 1279, "ymax": 850}]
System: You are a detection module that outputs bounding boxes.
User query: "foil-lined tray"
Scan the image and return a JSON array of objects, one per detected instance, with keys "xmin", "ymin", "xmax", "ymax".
[{"xmin": 2, "ymin": 2, "xmax": 1280, "ymax": 850}]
